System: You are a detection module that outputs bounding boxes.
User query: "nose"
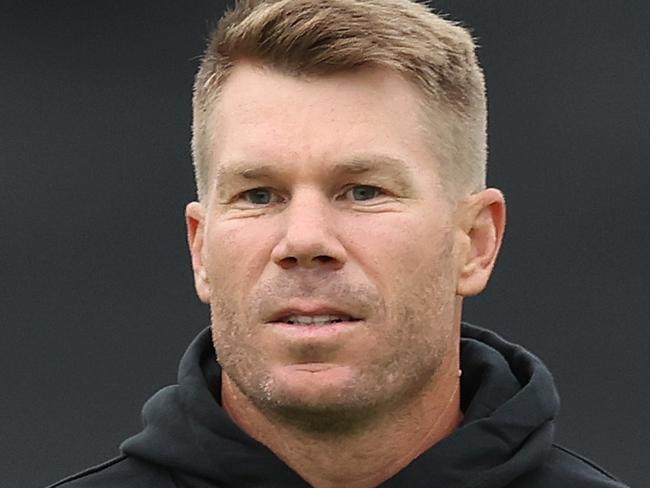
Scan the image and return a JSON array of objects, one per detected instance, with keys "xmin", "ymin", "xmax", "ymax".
[{"xmin": 270, "ymin": 190, "xmax": 347, "ymax": 271}]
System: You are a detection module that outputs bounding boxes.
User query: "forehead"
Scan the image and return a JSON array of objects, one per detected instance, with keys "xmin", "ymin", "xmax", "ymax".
[{"xmin": 206, "ymin": 61, "xmax": 441, "ymax": 182}]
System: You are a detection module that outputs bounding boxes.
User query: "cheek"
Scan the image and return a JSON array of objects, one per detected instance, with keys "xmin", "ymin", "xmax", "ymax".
[
  {"xmin": 205, "ymin": 221, "xmax": 276, "ymax": 297},
  {"xmin": 345, "ymin": 213, "xmax": 458, "ymax": 339},
  {"xmin": 345, "ymin": 213, "xmax": 454, "ymax": 283}
]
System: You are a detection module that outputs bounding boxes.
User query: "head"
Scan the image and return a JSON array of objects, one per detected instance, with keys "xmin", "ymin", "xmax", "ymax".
[{"xmin": 186, "ymin": 0, "xmax": 505, "ymax": 431}]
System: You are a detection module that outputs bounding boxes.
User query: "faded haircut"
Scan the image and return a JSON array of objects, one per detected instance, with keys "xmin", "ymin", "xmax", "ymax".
[{"xmin": 191, "ymin": 0, "xmax": 487, "ymax": 202}]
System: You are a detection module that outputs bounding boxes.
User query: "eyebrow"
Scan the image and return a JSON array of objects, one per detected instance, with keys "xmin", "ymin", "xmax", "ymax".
[
  {"xmin": 213, "ymin": 154, "xmax": 415, "ymax": 194},
  {"xmin": 332, "ymin": 155, "xmax": 412, "ymax": 177}
]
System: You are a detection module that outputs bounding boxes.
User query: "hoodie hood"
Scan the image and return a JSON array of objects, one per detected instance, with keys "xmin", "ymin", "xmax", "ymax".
[{"xmin": 121, "ymin": 323, "xmax": 560, "ymax": 487}]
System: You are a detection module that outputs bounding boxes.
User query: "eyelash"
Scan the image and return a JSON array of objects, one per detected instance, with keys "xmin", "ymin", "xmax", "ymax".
[{"xmin": 339, "ymin": 185, "xmax": 384, "ymax": 202}]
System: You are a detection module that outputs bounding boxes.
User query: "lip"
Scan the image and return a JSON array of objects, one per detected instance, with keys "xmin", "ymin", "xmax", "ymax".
[
  {"xmin": 267, "ymin": 319, "xmax": 362, "ymax": 340},
  {"xmin": 265, "ymin": 303, "xmax": 362, "ymax": 324}
]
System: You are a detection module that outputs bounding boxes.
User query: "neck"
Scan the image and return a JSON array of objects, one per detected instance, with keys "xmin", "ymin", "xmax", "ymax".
[{"xmin": 221, "ymin": 360, "xmax": 462, "ymax": 488}]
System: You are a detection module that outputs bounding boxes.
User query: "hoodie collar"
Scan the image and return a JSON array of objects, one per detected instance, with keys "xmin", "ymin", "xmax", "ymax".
[{"xmin": 121, "ymin": 323, "xmax": 559, "ymax": 487}]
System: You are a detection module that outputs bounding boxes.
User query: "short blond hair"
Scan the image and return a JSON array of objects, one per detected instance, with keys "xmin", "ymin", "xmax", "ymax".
[{"xmin": 192, "ymin": 0, "xmax": 486, "ymax": 201}]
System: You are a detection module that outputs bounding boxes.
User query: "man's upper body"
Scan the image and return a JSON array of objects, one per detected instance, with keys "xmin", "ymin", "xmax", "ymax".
[{"xmin": 48, "ymin": 0, "xmax": 630, "ymax": 486}]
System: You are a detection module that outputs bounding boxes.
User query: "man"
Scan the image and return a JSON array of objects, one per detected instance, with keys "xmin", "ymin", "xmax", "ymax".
[{"xmin": 48, "ymin": 0, "xmax": 629, "ymax": 487}]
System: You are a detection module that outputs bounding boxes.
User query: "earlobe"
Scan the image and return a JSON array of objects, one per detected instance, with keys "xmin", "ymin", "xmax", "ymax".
[
  {"xmin": 186, "ymin": 202, "xmax": 211, "ymax": 304},
  {"xmin": 456, "ymin": 189, "xmax": 506, "ymax": 297}
]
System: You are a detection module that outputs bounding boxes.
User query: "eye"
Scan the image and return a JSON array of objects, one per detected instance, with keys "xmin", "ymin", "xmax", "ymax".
[
  {"xmin": 240, "ymin": 188, "xmax": 276, "ymax": 205},
  {"xmin": 345, "ymin": 185, "xmax": 382, "ymax": 201}
]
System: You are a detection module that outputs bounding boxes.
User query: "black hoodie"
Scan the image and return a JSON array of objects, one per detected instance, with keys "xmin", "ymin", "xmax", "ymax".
[{"xmin": 47, "ymin": 323, "xmax": 629, "ymax": 487}]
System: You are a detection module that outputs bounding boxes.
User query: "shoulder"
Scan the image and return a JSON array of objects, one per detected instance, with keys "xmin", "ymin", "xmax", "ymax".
[
  {"xmin": 44, "ymin": 455, "xmax": 175, "ymax": 488},
  {"xmin": 511, "ymin": 444, "xmax": 629, "ymax": 488}
]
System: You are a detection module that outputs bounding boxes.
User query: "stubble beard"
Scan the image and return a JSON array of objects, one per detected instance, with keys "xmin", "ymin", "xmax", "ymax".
[{"xmin": 209, "ymin": 260, "xmax": 457, "ymax": 436}]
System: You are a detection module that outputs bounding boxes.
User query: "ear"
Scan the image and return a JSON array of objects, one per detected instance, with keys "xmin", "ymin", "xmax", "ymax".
[
  {"xmin": 456, "ymin": 188, "xmax": 506, "ymax": 297},
  {"xmin": 185, "ymin": 201, "xmax": 211, "ymax": 304}
]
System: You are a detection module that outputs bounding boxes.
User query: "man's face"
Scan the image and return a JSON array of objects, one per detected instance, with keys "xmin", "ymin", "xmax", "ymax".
[{"xmin": 189, "ymin": 62, "xmax": 469, "ymax": 422}]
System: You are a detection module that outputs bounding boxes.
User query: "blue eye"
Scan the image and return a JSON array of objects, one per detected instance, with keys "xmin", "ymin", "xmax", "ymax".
[
  {"xmin": 244, "ymin": 188, "xmax": 273, "ymax": 205},
  {"xmin": 349, "ymin": 185, "xmax": 380, "ymax": 201}
]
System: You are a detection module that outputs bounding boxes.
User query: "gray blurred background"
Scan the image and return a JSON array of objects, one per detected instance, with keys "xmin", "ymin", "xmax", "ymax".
[{"xmin": 1, "ymin": 1, "xmax": 648, "ymax": 486}]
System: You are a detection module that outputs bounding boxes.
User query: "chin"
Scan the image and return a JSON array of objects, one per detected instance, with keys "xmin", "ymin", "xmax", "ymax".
[
  {"xmin": 248, "ymin": 364, "xmax": 389, "ymax": 431},
  {"xmin": 267, "ymin": 364, "xmax": 358, "ymax": 404},
  {"xmin": 265, "ymin": 382, "xmax": 382, "ymax": 434}
]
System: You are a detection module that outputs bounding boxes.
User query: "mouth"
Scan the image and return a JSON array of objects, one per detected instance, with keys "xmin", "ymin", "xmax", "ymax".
[
  {"xmin": 266, "ymin": 307, "xmax": 363, "ymax": 326},
  {"xmin": 280, "ymin": 314, "xmax": 357, "ymax": 325},
  {"xmin": 265, "ymin": 308, "xmax": 364, "ymax": 344}
]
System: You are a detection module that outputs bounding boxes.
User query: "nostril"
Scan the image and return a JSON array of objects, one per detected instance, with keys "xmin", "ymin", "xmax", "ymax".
[
  {"xmin": 282, "ymin": 257, "xmax": 298, "ymax": 265},
  {"xmin": 277, "ymin": 254, "xmax": 340, "ymax": 269},
  {"xmin": 315, "ymin": 255, "xmax": 333, "ymax": 263}
]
